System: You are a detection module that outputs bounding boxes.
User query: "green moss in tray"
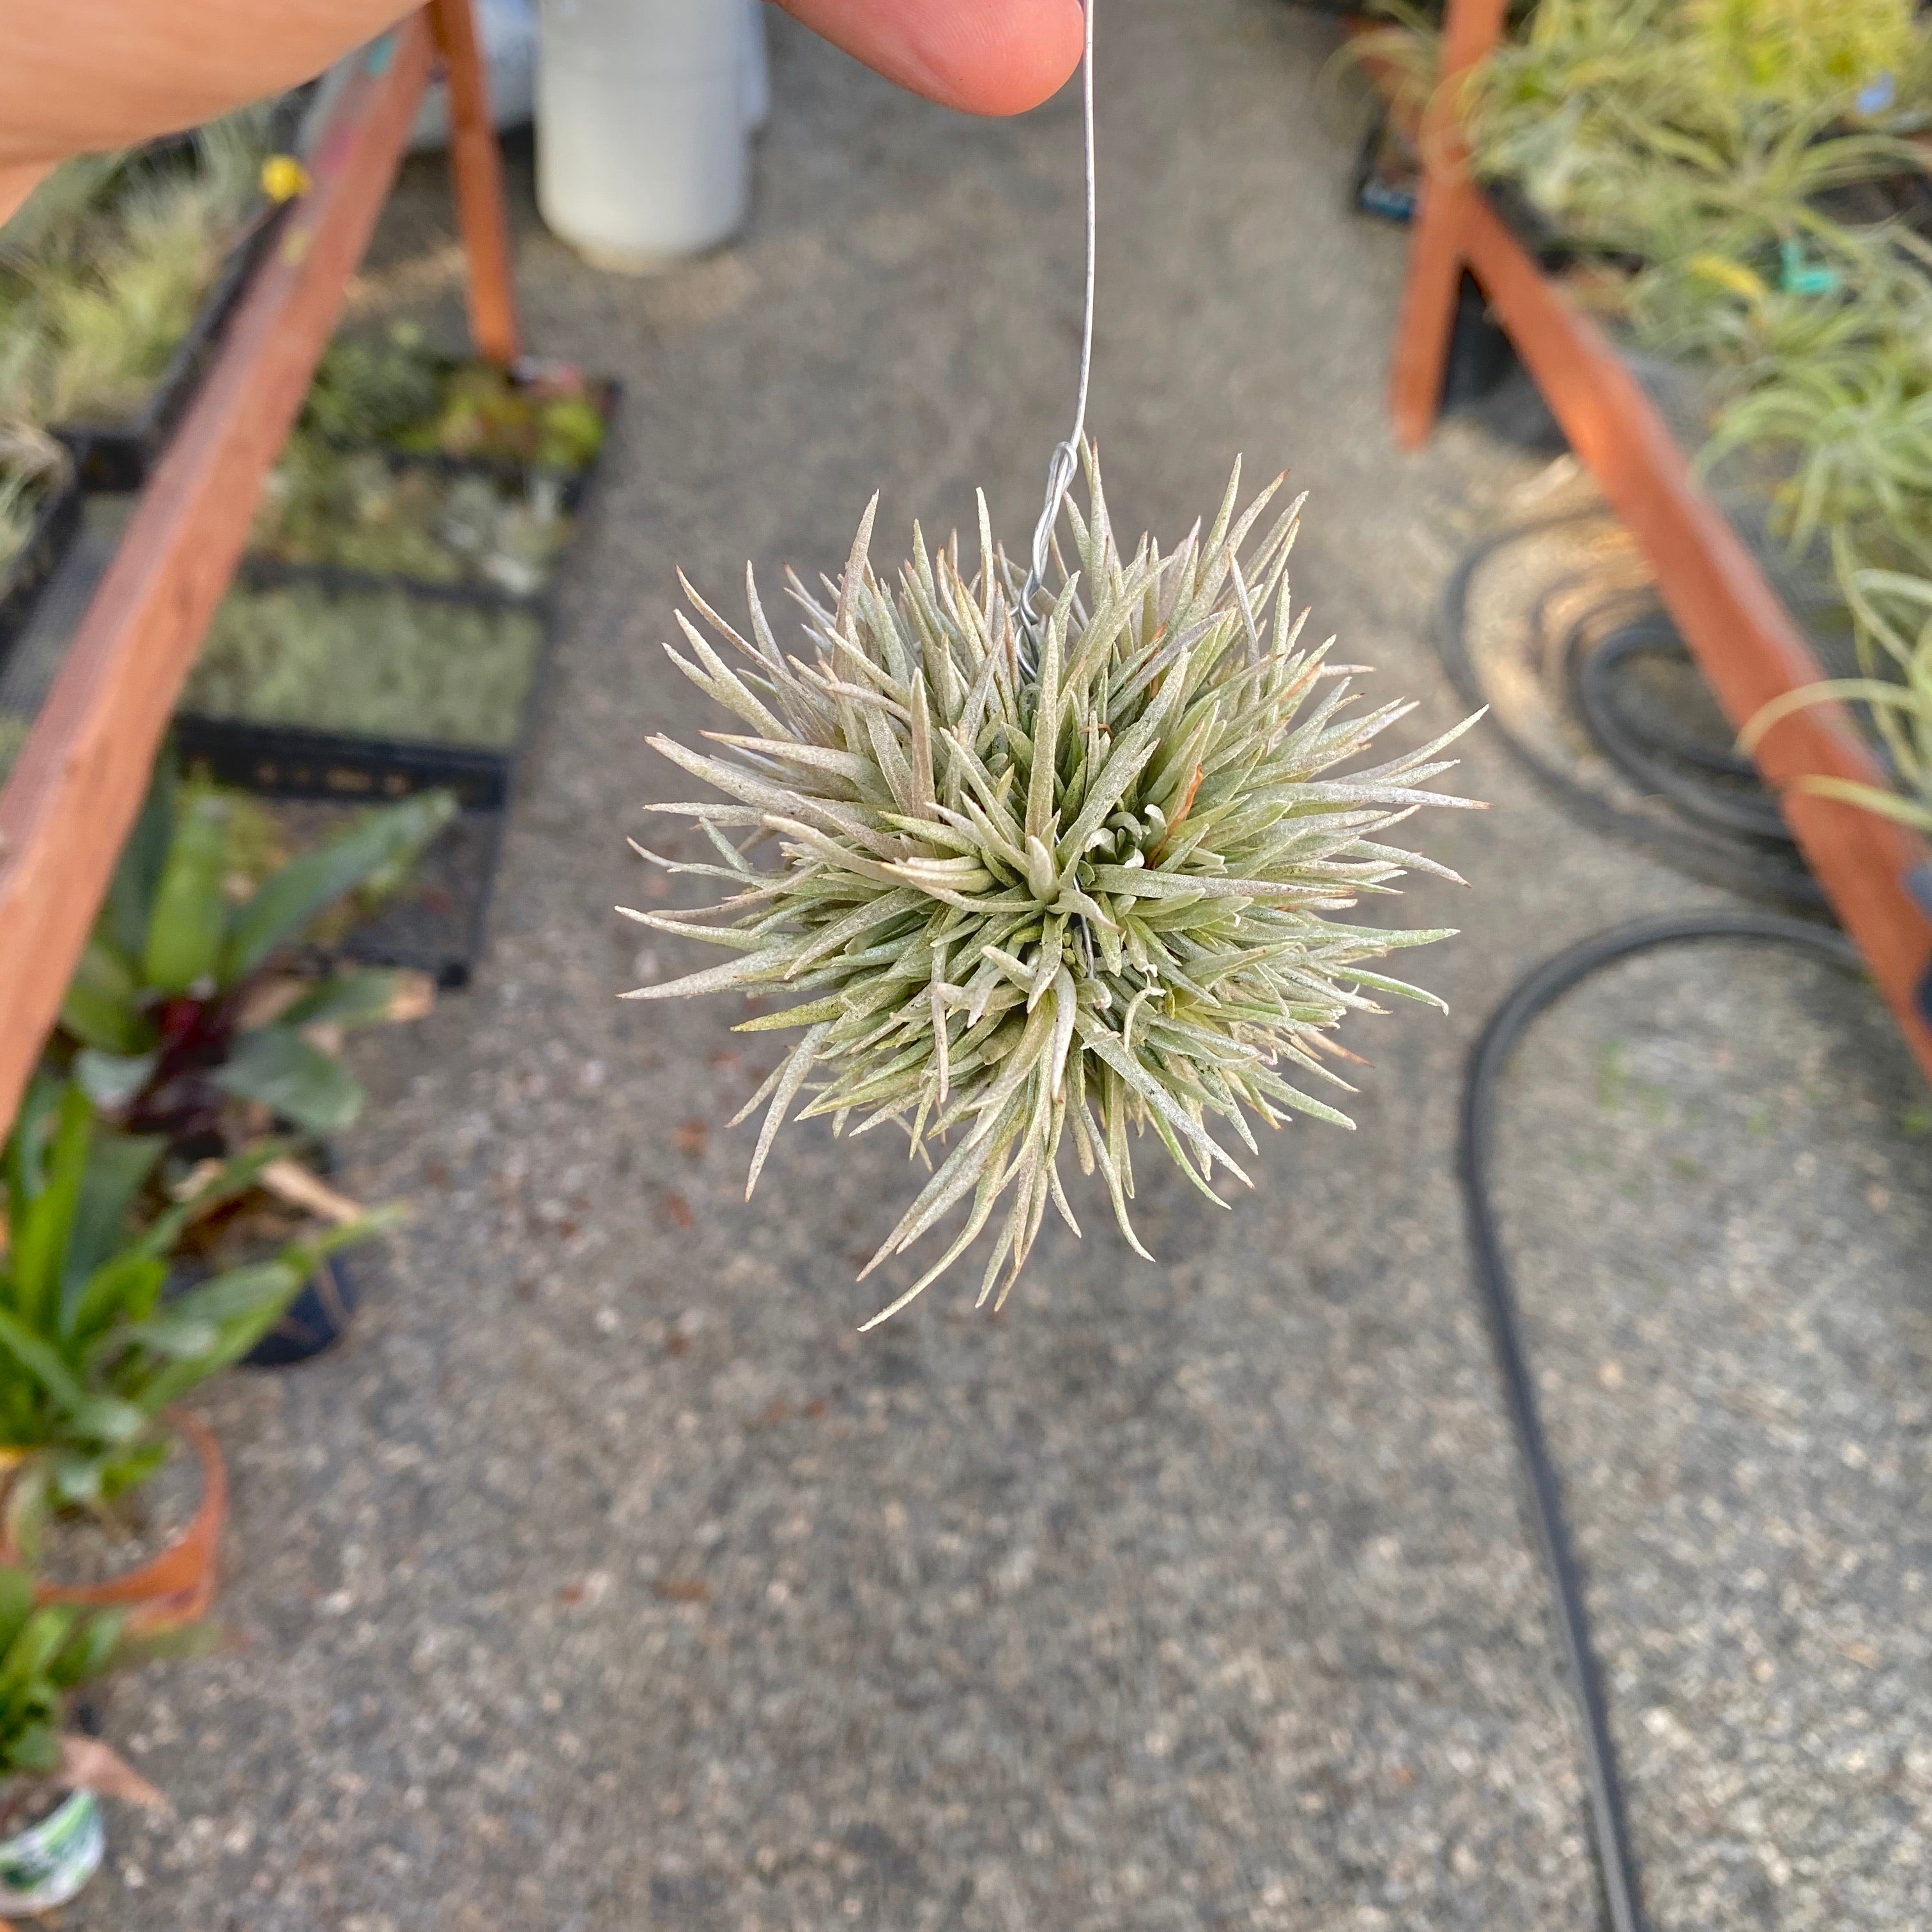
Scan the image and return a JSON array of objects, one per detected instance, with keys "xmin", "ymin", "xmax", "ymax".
[
  {"xmin": 302, "ymin": 324, "xmax": 606, "ymax": 473},
  {"xmin": 183, "ymin": 585, "xmax": 544, "ymax": 749},
  {"xmin": 252, "ymin": 439, "xmax": 572, "ymax": 595},
  {"xmin": 406, "ymin": 365, "xmax": 606, "ymax": 471}
]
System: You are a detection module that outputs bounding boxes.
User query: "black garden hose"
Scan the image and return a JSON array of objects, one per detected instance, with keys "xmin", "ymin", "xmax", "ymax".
[
  {"xmin": 1565, "ymin": 615, "xmax": 1794, "ymax": 845},
  {"xmin": 1458, "ymin": 910, "xmax": 1861, "ymax": 1932},
  {"xmin": 1436, "ymin": 519, "xmax": 1829, "ymax": 913}
]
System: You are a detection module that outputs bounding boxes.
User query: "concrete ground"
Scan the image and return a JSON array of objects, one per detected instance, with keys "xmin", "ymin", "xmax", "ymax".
[{"xmin": 74, "ymin": 4, "xmax": 1932, "ymax": 1928}]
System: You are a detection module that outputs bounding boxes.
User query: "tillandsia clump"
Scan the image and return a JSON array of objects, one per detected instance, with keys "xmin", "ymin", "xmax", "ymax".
[
  {"xmin": 620, "ymin": 451, "xmax": 1483, "ymax": 1324},
  {"xmin": 0, "ymin": 421, "xmax": 70, "ymax": 576},
  {"xmin": 0, "ymin": 105, "xmax": 273, "ymax": 429}
]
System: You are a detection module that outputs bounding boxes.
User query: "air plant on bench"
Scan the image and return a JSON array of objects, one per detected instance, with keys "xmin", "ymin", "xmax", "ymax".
[
  {"xmin": 0, "ymin": 422, "xmax": 68, "ymax": 578},
  {"xmin": 0, "ymin": 106, "xmax": 273, "ymax": 430},
  {"xmin": 620, "ymin": 451, "xmax": 1482, "ymax": 1322}
]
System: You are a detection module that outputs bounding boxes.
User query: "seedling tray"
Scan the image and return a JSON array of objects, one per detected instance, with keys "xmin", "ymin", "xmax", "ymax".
[
  {"xmin": 343, "ymin": 364, "xmax": 619, "ymax": 514},
  {"xmin": 170, "ymin": 370, "xmax": 614, "ymax": 975},
  {"xmin": 241, "ymin": 450, "xmax": 577, "ymax": 609},
  {"xmin": 172, "ymin": 578, "xmax": 551, "ymax": 810},
  {"xmin": 0, "ymin": 472, "xmax": 82, "ymax": 663}
]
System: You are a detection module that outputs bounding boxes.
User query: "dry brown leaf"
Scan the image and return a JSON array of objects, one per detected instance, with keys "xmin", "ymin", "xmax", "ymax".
[
  {"xmin": 258, "ymin": 1160, "xmax": 365, "ymax": 1227},
  {"xmin": 57, "ymin": 1736, "xmax": 167, "ymax": 1811}
]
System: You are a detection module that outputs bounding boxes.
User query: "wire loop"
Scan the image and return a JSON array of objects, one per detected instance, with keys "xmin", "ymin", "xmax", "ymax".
[{"xmin": 1020, "ymin": 0, "xmax": 1097, "ymax": 650}]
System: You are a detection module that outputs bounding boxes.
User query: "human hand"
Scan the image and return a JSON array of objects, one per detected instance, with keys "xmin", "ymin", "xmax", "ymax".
[
  {"xmin": 778, "ymin": 0, "xmax": 1083, "ymax": 116},
  {"xmin": 0, "ymin": 0, "xmax": 1084, "ymax": 226}
]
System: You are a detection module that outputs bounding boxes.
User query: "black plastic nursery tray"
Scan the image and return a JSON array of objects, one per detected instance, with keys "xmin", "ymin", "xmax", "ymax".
[
  {"xmin": 172, "ymin": 577, "xmax": 553, "ymax": 812},
  {"xmin": 0, "ymin": 470, "xmax": 82, "ymax": 663},
  {"xmin": 162, "ymin": 368, "xmax": 614, "ymax": 980},
  {"xmin": 254, "ymin": 795, "xmax": 507, "ymax": 988}
]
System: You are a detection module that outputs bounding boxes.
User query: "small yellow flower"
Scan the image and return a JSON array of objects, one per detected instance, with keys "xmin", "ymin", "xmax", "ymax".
[
  {"xmin": 1685, "ymin": 254, "xmax": 1767, "ymax": 302},
  {"xmin": 259, "ymin": 155, "xmax": 311, "ymax": 203}
]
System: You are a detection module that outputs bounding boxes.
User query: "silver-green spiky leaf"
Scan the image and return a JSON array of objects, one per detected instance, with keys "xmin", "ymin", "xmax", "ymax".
[{"xmin": 622, "ymin": 450, "xmax": 1482, "ymax": 1324}]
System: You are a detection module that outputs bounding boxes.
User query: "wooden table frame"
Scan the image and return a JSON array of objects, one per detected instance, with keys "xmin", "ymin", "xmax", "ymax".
[
  {"xmin": 0, "ymin": 0, "xmax": 520, "ymax": 1133},
  {"xmin": 1387, "ymin": 0, "xmax": 1932, "ymax": 1080}
]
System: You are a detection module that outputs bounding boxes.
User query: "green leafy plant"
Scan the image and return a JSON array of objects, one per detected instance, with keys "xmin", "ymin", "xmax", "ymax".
[
  {"xmin": 402, "ymin": 364, "xmax": 606, "ymax": 472},
  {"xmin": 185, "ymin": 583, "xmax": 547, "ymax": 747},
  {"xmin": 0, "ymin": 1077, "xmax": 382, "ymax": 1514},
  {"xmin": 57, "ymin": 761, "xmax": 452, "ymax": 1142},
  {"xmin": 1742, "ymin": 547, "xmax": 1932, "ymax": 829},
  {"xmin": 0, "ymin": 1567, "xmax": 180, "ymax": 1823},
  {"xmin": 621, "ymin": 452, "xmax": 1480, "ymax": 1322}
]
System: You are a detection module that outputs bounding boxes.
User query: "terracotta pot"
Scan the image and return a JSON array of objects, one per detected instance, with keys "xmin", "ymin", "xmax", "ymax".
[{"xmin": 12, "ymin": 1415, "xmax": 227, "ymax": 1635}]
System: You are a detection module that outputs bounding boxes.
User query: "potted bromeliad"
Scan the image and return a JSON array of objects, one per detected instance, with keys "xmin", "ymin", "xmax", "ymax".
[
  {"xmin": 1, "ymin": 1074, "xmax": 387, "ymax": 1622},
  {"xmin": 0, "ymin": 1568, "xmax": 191, "ymax": 1915},
  {"xmin": 54, "ymin": 759, "xmax": 450, "ymax": 1363}
]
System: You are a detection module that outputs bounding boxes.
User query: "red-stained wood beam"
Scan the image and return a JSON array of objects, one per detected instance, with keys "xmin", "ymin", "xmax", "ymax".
[
  {"xmin": 429, "ymin": 0, "xmax": 520, "ymax": 364},
  {"xmin": 1457, "ymin": 192, "xmax": 1932, "ymax": 1074},
  {"xmin": 1388, "ymin": 0, "xmax": 1509, "ymax": 447},
  {"xmin": 0, "ymin": 20, "xmax": 436, "ymax": 1132}
]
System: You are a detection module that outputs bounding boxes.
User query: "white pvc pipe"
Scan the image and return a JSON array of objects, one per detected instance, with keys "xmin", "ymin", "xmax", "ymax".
[{"xmin": 536, "ymin": 0, "xmax": 751, "ymax": 269}]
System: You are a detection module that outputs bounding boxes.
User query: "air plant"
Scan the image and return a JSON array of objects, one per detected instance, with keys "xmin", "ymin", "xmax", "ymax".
[
  {"xmin": 1440, "ymin": 0, "xmax": 1931, "ymax": 268},
  {"xmin": 0, "ymin": 419, "xmax": 70, "ymax": 578},
  {"xmin": 1620, "ymin": 220, "xmax": 1932, "ymax": 374},
  {"xmin": 1703, "ymin": 330, "xmax": 1932, "ymax": 560},
  {"xmin": 620, "ymin": 452, "xmax": 1482, "ymax": 1323},
  {"xmin": 1687, "ymin": 0, "xmax": 1923, "ymax": 112},
  {"xmin": 1742, "ymin": 544, "xmax": 1932, "ymax": 831},
  {"xmin": 0, "ymin": 107, "xmax": 270, "ymax": 430}
]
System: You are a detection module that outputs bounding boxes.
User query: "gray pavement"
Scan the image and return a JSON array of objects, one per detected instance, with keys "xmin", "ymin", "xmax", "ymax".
[{"xmin": 74, "ymin": 4, "xmax": 1932, "ymax": 1927}]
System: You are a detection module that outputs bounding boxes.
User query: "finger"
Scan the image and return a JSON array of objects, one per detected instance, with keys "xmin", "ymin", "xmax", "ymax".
[{"xmin": 775, "ymin": 0, "xmax": 1084, "ymax": 117}]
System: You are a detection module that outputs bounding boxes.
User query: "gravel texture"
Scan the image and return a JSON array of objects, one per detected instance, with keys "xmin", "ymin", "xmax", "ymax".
[{"xmin": 71, "ymin": 4, "xmax": 1932, "ymax": 1927}]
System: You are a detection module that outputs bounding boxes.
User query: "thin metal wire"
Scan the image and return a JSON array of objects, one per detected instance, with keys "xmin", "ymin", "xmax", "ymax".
[{"xmin": 1020, "ymin": 0, "xmax": 1097, "ymax": 640}]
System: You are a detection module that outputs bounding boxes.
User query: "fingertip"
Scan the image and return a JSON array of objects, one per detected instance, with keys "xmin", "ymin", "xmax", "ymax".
[
  {"xmin": 779, "ymin": 0, "xmax": 1085, "ymax": 117},
  {"xmin": 905, "ymin": 0, "xmax": 1085, "ymax": 115}
]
